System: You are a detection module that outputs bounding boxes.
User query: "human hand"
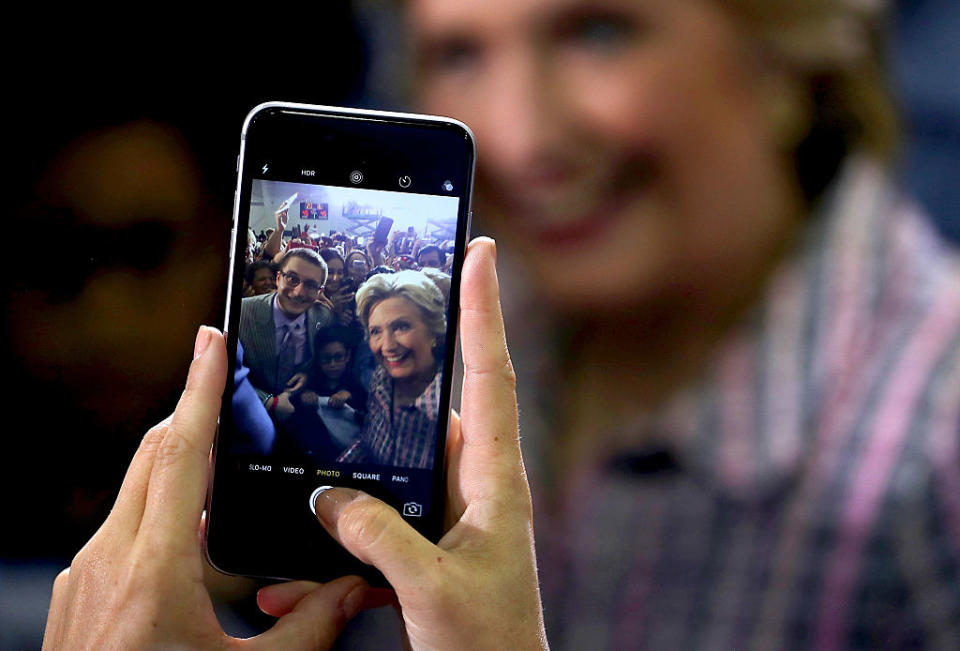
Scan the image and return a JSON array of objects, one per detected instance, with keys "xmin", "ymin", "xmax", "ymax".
[
  {"xmin": 275, "ymin": 391, "xmax": 296, "ymax": 420},
  {"xmin": 275, "ymin": 207, "xmax": 289, "ymax": 231},
  {"xmin": 259, "ymin": 238, "xmax": 547, "ymax": 650},
  {"xmin": 43, "ymin": 327, "xmax": 368, "ymax": 650},
  {"xmin": 328, "ymin": 390, "xmax": 351, "ymax": 408},
  {"xmin": 300, "ymin": 390, "xmax": 319, "ymax": 408},
  {"xmin": 315, "ymin": 294, "xmax": 335, "ymax": 311},
  {"xmin": 335, "ymin": 310, "xmax": 354, "ymax": 327},
  {"xmin": 286, "ymin": 372, "xmax": 308, "ymax": 393},
  {"xmin": 331, "ymin": 290, "xmax": 354, "ymax": 310}
]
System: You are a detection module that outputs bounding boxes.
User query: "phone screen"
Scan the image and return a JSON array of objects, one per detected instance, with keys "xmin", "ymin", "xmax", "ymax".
[{"xmin": 206, "ymin": 104, "xmax": 474, "ymax": 584}]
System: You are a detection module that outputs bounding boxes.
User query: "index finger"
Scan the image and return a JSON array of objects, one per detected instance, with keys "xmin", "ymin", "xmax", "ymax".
[{"xmin": 137, "ymin": 327, "xmax": 227, "ymax": 553}]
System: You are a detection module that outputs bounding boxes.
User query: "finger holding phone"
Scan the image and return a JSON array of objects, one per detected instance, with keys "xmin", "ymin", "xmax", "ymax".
[
  {"xmin": 259, "ymin": 238, "xmax": 548, "ymax": 650},
  {"xmin": 42, "ymin": 328, "xmax": 367, "ymax": 650},
  {"xmin": 43, "ymin": 240, "xmax": 546, "ymax": 650}
]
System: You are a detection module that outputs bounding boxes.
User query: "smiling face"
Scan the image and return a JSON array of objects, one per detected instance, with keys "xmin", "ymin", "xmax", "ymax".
[
  {"xmin": 276, "ymin": 256, "xmax": 325, "ymax": 317},
  {"xmin": 251, "ymin": 267, "xmax": 276, "ymax": 295},
  {"xmin": 367, "ymin": 296, "xmax": 437, "ymax": 386},
  {"xmin": 411, "ymin": 0, "xmax": 801, "ymax": 314}
]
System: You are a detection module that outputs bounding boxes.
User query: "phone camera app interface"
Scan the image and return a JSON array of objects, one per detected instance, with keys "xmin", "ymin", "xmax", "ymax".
[{"xmin": 232, "ymin": 177, "xmax": 460, "ymax": 523}]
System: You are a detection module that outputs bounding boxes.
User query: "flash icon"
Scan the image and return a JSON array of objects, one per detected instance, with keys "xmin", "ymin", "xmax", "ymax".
[{"xmin": 262, "ymin": 163, "xmax": 270, "ymax": 174}]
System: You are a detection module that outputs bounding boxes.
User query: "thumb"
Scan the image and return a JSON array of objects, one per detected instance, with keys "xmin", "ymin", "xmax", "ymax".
[
  {"xmin": 244, "ymin": 576, "xmax": 367, "ymax": 651},
  {"xmin": 313, "ymin": 487, "xmax": 437, "ymax": 589}
]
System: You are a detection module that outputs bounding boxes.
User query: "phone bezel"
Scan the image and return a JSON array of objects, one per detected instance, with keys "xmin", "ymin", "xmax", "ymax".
[{"xmin": 205, "ymin": 102, "xmax": 475, "ymax": 584}]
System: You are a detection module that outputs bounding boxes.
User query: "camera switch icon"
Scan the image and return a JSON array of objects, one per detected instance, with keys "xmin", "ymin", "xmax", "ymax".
[{"xmin": 402, "ymin": 502, "xmax": 423, "ymax": 517}]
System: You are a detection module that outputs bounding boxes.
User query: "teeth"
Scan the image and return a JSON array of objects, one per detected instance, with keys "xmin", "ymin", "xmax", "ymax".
[{"xmin": 386, "ymin": 354, "xmax": 406, "ymax": 362}]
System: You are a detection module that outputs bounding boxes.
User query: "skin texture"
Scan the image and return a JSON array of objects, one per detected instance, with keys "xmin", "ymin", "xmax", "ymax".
[
  {"xmin": 42, "ymin": 328, "xmax": 367, "ymax": 650},
  {"xmin": 251, "ymin": 267, "xmax": 277, "ymax": 295},
  {"xmin": 367, "ymin": 296, "xmax": 438, "ymax": 398},
  {"xmin": 410, "ymin": 0, "xmax": 805, "ymax": 457},
  {"xmin": 262, "ymin": 239, "xmax": 547, "ymax": 649},
  {"xmin": 276, "ymin": 257, "xmax": 326, "ymax": 317},
  {"xmin": 324, "ymin": 258, "xmax": 345, "ymax": 293},
  {"xmin": 418, "ymin": 251, "xmax": 443, "ymax": 268},
  {"xmin": 44, "ymin": 239, "xmax": 547, "ymax": 651},
  {"xmin": 410, "ymin": 0, "xmax": 801, "ymax": 312}
]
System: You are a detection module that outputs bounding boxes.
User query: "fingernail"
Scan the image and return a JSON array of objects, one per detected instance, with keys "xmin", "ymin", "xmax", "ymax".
[
  {"xmin": 193, "ymin": 326, "xmax": 213, "ymax": 360},
  {"xmin": 341, "ymin": 579, "xmax": 368, "ymax": 619},
  {"xmin": 313, "ymin": 486, "xmax": 360, "ymax": 529}
]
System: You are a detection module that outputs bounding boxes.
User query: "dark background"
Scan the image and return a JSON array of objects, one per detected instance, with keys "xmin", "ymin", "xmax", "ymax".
[
  {"xmin": 3, "ymin": 5, "xmax": 369, "ymax": 560},
  {"xmin": 1, "ymin": 1, "xmax": 958, "ymax": 648}
]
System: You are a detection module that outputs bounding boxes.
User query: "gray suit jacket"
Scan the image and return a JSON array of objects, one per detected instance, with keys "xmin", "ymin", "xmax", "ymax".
[{"xmin": 238, "ymin": 292, "xmax": 334, "ymax": 401}]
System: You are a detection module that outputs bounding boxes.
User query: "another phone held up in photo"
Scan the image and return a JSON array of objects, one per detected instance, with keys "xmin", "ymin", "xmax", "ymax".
[{"xmin": 205, "ymin": 103, "xmax": 475, "ymax": 584}]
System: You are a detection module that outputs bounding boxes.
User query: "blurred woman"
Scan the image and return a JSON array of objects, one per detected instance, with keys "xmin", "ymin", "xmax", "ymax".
[
  {"xmin": 407, "ymin": 0, "xmax": 960, "ymax": 646},
  {"xmin": 338, "ymin": 270, "xmax": 446, "ymax": 470},
  {"xmin": 319, "ymin": 247, "xmax": 355, "ymax": 326}
]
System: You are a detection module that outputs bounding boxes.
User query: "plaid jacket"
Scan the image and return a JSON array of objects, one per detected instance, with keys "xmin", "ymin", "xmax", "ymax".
[
  {"xmin": 510, "ymin": 159, "xmax": 960, "ymax": 650},
  {"xmin": 338, "ymin": 365, "xmax": 441, "ymax": 469}
]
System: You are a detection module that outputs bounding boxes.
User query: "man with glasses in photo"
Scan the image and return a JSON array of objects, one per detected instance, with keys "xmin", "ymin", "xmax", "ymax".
[{"xmin": 238, "ymin": 248, "xmax": 336, "ymax": 457}]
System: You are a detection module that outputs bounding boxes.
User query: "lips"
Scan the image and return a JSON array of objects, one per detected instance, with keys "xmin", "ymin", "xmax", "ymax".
[
  {"xmin": 383, "ymin": 350, "xmax": 410, "ymax": 368},
  {"xmin": 525, "ymin": 192, "xmax": 630, "ymax": 248},
  {"xmin": 487, "ymin": 154, "xmax": 653, "ymax": 249}
]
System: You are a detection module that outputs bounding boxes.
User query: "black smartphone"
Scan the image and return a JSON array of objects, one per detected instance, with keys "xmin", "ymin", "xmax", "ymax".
[
  {"xmin": 206, "ymin": 102, "xmax": 475, "ymax": 584},
  {"xmin": 373, "ymin": 216, "xmax": 394, "ymax": 246}
]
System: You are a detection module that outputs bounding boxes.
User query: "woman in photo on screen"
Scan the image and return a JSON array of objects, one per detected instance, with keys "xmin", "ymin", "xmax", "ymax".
[{"xmin": 338, "ymin": 270, "xmax": 447, "ymax": 470}]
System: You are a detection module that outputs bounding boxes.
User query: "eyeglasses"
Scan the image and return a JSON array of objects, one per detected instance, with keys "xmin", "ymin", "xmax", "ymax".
[{"xmin": 279, "ymin": 271, "xmax": 323, "ymax": 294}]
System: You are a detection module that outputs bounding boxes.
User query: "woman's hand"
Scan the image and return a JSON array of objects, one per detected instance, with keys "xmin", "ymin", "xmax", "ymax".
[
  {"xmin": 260, "ymin": 237, "xmax": 548, "ymax": 650},
  {"xmin": 314, "ymin": 294, "xmax": 335, "ymax": 312},
  {"xmin": 43, "ymin": 328, "xmax": 368, "ymax": 650}
]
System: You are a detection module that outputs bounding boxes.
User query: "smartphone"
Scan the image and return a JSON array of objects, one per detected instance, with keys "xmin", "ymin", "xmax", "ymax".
[
  {"xmin": 206, "ymin": 102, "xmax": 475, "ymax": 584},
  {"xmin": 278, "ymin": 192, "xmax": 298, "ymax": 214},
  {"xmin": 373, "ymin": 216, "xmax": 394, "ymax": 246}
]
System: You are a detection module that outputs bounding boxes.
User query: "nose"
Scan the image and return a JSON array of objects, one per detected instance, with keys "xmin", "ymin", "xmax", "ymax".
[
  {"xmin": 381, "ymin": 329, "xmax": 396, "ymax": 352},
  {"xmin": 478, "ymin": 52, "xmax": 566, "ymax": 178},
  {"xmin": 291, "ymin": 282, "xmax": 309, "ymax": 298}
]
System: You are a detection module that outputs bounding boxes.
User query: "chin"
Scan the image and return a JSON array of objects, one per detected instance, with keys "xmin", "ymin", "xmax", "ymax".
[{"xmin": 386, "ymin": 368, "xmax": 413, "ymax": 383}]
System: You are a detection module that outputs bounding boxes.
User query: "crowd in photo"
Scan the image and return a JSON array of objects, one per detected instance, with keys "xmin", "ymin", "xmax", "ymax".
[{"xmin": 232, "ymin": 201, "xmax": 454, "ymax": 470}]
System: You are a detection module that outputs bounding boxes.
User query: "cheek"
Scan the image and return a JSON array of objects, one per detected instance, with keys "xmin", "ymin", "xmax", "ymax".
[
  {"xmin": 414, "ymin": 333, "xmax": 434, "ymax": 358},
  {"xmin": 555, "ymin": 51, "xmax": 672, "ymax": 152}
]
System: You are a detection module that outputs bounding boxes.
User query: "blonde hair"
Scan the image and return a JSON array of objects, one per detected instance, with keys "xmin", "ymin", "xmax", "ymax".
[
  {"xmin": 727, "ymin": 0, "xmax": 896, "ymax": 160},
  {"xmin": 356, "ymin": 270, "xmax": 447, "ymax": 349}
]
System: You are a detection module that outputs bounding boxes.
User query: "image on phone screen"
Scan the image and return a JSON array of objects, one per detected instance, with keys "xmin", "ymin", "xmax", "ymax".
[
  {"xmin": 206, "ymin": 104, "xmax": 473, "ymax": 585},
  {"xmin": 233, "ymin": 180, "xmax": 458, "ymax": 469}
]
